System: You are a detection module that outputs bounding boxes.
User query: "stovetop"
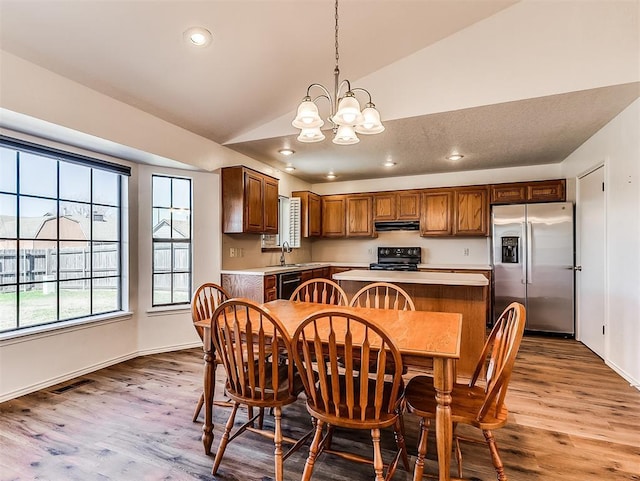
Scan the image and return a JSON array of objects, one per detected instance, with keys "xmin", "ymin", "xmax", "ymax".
[{"xmin": 370, "ymin": 246, "xmax": 421, "ymax": 271}]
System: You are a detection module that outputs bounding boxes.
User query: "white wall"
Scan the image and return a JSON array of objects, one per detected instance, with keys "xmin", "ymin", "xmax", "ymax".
[
  {"xmin": 561, "ymin": 99, "xmax": 640, "ymax": 387},
  {"xmin": 0, "ymin": 52, "xmax": 311, "ymax": 402}
]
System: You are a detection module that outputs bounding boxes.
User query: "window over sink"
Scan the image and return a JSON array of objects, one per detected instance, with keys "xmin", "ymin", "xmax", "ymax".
[{"xmin": 261, "ymin": 196, "xmax": 301, "ymax": 249}]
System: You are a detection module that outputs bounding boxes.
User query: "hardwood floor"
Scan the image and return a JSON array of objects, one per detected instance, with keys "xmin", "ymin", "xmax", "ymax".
[{"xmin": 1, "ymin": 336, "xmax": 639, "ymax": 481}]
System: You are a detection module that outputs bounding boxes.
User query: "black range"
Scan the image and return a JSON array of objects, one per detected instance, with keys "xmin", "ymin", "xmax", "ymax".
[{"xmin": 369, "ymin": 247, "xmax": 421, "ymax": 271}]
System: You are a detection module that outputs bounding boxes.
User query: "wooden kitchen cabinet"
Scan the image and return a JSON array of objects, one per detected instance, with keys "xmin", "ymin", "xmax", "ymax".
[
  {"xmin": 373, "ymin": 190, "xmax": 420, "ymax": 221},
  {"xmin": 373, "ymin": 192, "xmax": 396, "ymax": 221},
  {"xmin": 321, "ymin": 195, "xmax": 346, "ymax": 237},
  {"xmin": 221, "ymin": 166, "xmax": 279, "ymax": 234},
  {"xmin": 221, "ymin": 273, "xmax": 277, "ymax": 303},
  {"xmin": 292, "ymin": 191, "xmax": 322, "ymax": 237},
  {"xmin": 263, "ymin": 274, "xmax": 277, "ymax": 301},
  {"xmin": 420, "ymin": 189, "xmax": 453, "ymax": 236},
  {"xmin": 397, "ymin": 190, "xmax": 421, "ymax": 220},
  {"xmin": 312, "ymin": 267, "xmax": 330, "ymax": 279},
  {"xmin": 454, "ymin": 186, "xmax": 489, "ymax": 236},
  {"xmin": 346, "ymin": 195, "xmax": 374, "ymax": 237},
  {"xmin": 490, "ymin": 179, "xmax": 566, "ymax": 204}
]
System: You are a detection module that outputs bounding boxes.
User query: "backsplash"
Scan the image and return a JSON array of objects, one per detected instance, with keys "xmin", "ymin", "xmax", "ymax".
[
  {"xmin": 310, "ymin": 231, "xmax": 490, "ymax": 266},
  {"xmin": 223, "ymin": 231, "xmax": 490, "ymax": 270}
]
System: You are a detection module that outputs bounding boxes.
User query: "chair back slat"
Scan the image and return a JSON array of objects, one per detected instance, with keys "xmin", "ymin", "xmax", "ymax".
[
  {"xmin": 191, "ymin": 283, "xmax": 229, "ymax": 339},
  {"xmin": 469, "ymin": 302, "xmax": 526, "ymax": 421},
  {"xmin": 292, "ymin": 310, "xmax": 404, "ymax": 423},
  {"xmin": 290, "ymin": 278, "xmax": 349, "ymax": 306},
  {"xmin": 349, "ymin": 282, "xmax": 416, "ymax": 311},
  {"xmin": 211, "ymin": 299, "xmax": 296, "ymax": 404}
]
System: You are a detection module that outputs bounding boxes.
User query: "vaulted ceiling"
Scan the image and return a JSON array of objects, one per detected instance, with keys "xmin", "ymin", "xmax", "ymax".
[{"xmin": 1, "ymin": 0, "xmax": 638, "ymax": 183}]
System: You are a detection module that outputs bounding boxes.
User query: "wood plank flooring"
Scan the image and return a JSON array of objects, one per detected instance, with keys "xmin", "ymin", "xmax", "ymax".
[{"xmin": 1, "ymin": 336, "xmax": 639, "ymax": 481}]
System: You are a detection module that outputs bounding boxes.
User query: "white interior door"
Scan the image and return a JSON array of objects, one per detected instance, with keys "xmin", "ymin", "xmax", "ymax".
[{"xmin": 577, "ymin": 165, "xmax": 605, "ymax": 357}]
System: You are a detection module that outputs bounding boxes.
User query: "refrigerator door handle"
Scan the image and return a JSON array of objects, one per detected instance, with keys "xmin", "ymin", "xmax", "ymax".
[
  {"xmin": 521, "ymin": 222, "xmax": 527, "ymax": 284},
  {"xmin": 527, "ymin": 221, "xmax": 533, "ymax": 284}
]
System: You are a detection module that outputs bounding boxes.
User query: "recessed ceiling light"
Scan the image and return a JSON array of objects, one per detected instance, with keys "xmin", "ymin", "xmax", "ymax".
[
  {"xmin": 284, "ymin": 164, "xmax": 296, "ymax": 172},
  {"xmin": 184, "ymin": 27, "xmax": 212, "ymax": 47},
  {"xmin": 383, "ymin": 160, "xmax": 396, "ymax": 167},
  {"xmin": 326, "ymin": 172, "xmax": 337, "ymax": 180},
  {"xmin": 447, "ymin": 153, "xmax": 464, "ymax": 161},
  {"xmin": 278, "ymin": 148, "xmax": 295, "ymax": 156}
]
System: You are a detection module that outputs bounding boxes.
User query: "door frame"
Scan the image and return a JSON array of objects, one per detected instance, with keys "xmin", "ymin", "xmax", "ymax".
[{"xmin": 575, "ymin": 162, "xmax": 607, "ymax": 358}]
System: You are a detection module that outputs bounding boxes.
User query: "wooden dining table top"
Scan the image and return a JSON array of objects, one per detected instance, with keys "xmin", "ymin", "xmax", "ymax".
[{"xmin": 196, "ymin": 299, "xmax": 462, "ymax": 361}]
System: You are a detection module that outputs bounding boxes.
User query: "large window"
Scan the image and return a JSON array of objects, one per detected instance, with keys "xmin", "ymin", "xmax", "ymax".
[
  {"xmin": 0, "ymin": 136, "xmax": 130, "ymax": 333},
  {"xmin": 151, "ymin": 175, "xmax": 192, "ymax": 306}
]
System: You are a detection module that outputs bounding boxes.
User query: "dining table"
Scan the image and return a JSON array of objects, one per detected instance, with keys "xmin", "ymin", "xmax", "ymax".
[{"xmin": 195, "ymin": 299, "xmax": 463, "ymax": 481}]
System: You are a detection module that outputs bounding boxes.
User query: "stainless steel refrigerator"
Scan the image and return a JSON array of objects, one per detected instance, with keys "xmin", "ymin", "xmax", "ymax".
[{"xmin": 492, "ymin": 202, "xmax": 574, "ymax": 334}]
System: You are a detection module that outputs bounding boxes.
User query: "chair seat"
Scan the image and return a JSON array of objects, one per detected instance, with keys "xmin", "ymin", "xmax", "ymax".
[
  {"xmin": 306, "ymin": 375, "xmax": 401, "ymax": 429},
  {"xmin": 225, "ymin": 361, "xmax": 306, "ymax": 407},
  {"xmin": 404, "ymin": 375, "xmax": 508, "ymax": 430}
]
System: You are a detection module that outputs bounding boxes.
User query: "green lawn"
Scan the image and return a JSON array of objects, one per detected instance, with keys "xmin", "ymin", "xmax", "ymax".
[{"xmin": 0, "ymin": 289, "xmax": 119, "ymax": 331}]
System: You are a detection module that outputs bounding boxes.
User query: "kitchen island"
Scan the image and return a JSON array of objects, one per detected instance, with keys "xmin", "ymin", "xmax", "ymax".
[{"xmin": 333, "ymin": 269, "xmax": 490, "ymax": 378}]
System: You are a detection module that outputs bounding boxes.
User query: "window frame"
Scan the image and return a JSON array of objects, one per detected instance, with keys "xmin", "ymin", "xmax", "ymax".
[
  {"xmin": 151, "ymin": 174, "xmax": 193, "ymax": 307},
  {"xmin": 0, "ymin": 135, "xmax": 130, "ymax": 334}
]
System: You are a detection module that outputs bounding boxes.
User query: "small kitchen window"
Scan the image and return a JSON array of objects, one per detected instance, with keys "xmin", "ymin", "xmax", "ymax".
[{"xmin": 262, "ymin": 196, "xmax": 300, "ymax": 249}]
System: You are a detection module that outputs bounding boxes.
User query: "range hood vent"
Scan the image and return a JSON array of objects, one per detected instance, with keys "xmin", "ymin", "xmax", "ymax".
[{"xmin": 374, "ymin": 220, "xmax": 420, "ymax": 232}]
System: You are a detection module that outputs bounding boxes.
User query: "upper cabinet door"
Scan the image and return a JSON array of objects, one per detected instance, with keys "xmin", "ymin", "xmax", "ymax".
[
  {"xmin": 453, "ymin": 186, "xmax": 489, "ymax": 236},
  {"xmin": 263, "ymin": 177, "xmax": 279, "ymax": 234},
  {"xmin": 420, "ymin": 190, "xmax": 453, "ymax": 236},
  {"xmin": 322, "ymin": 195, "xmax": 346, "ymax": 237},
  {"xmin": 308, "ymin": 193, "xmax": 322, "ymax": 236},
  {"xmin": 490, "ymin": 179, "xmax": 566, "ymax": 204},
  {"xmin": 244, "ymin": 170, "xmax": 265, "ymax": 233},
  {"xmin": 397, "ymin": 191, "xmax": 421, "ymax": 220},
  {"xmin": 292, "ymin": 191, "xmax": 322, "ymax": 237},
  {"xmin": 222, "ymin": 166, "xmax": 279, "ymax": 234},
  {"xmin": 373, "ymin": 193, "xmax": 396, "ymax": 221},
  {"xmin": 346, "ymin": 195, "xmax": 373, "ymax": 237}
]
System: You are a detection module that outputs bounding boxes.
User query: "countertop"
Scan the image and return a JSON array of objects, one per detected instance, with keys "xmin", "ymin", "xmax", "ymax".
[
  {"xmin": 220, "ymin": 263, "xmax": 491, "ymax": 276},
  {"xmin": 332, "ymin": 269, "xmax": 489, "ymax": 287}
]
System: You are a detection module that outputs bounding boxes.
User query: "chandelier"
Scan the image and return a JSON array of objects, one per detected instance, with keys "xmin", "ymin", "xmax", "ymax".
[{"xmin": 291, "ymin": 0, "xmax": 384, "ymax": 145}]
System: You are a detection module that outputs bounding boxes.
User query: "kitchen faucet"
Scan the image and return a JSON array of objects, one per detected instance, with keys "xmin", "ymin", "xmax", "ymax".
[{"xmin": 280, "ymin": 241, "xmax": 291, "ymax": 266}]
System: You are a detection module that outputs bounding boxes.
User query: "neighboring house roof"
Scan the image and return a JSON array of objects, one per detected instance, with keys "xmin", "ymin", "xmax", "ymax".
[{"xmin": 152, "ymin": 219, "xmax": 190, "ymax": 239}]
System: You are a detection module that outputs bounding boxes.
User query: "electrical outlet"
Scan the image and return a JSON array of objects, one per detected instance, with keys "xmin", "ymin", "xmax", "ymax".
[
  {"xmin": 463, "ymin": 248, "xmax": 470, "ymax": 256},
  {"xmin": 229, "ymin": 247, "xmax": 236, "ymax": 258}
]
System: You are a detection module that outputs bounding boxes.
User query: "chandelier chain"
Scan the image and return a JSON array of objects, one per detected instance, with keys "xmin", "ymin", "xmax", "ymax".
[{"xmin": 334, "ymin": 0, "xmax": 339, "ymax": 70}]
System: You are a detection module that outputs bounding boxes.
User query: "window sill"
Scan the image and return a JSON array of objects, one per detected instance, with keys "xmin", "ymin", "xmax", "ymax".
[
  {"xmin": 146, "ymin": 304, "xmax": 190, "ymax": 316},
  {"xmin": 0, "ymin": 311, "xmax": 134, "ymax": 345}
]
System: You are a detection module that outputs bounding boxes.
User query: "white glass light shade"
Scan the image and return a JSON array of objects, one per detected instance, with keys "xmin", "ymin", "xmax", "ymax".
[
  {"xmin": 297, "ymin": 127, "xmax": 326, "ymax": 143},
  {"xmin": 332, "ymin": 125, "xmax": 359, "ymax": 145},
  {"xmin": 355, "ymin": 106, "xmax": 385, "ymax": 134},
  {"xmin": 332, "ymin": 95, "xmax": 364, "ymax": 126},
  {"xmin": 292, "ymin": 100, "xmax": 324, "ymax": 129}
]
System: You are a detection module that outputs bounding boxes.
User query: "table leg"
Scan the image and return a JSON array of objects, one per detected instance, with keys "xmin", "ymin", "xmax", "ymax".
[
  {"xmin": 433, "ymin": 357, "xmax": 454, "ymax": 481},
  {"xmin": 202, "ymin": 327, "xmax": 215, "ymax": 454}
]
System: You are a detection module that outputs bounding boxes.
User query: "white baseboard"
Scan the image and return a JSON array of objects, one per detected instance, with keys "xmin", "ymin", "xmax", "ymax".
[
  {"xmin": 606, "ymin": 359, "xmax": 640, "ymax": 391},
  {"xmin": 0, "ymin": 342, "xmax": 203, "ymax": 403}
]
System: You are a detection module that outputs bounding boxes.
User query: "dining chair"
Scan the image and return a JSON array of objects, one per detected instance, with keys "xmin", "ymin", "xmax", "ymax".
[
  {"xmin": 349, "ymin": 282, "xmax": 415, "ymax": 311},
  {"xmin": 191, "ymin": 282, "xmax": 230, "ymax": 422},
  {"xmin": 349, "ymin": 282, "xmax": 414, "ymax": 376},
  {"xmin": 210, "ymin": 298, "xmax": 312, "ymax": 481},
  {"xmin": 291, "ymin": 309, "xmax": 408, "ymax": 481},
  {"xmin": 404, "ymin": 301, "xmax": 526, "ymax": 481},
  {"xmin": 290, "ymin": 278, "xmax": 349, "ymax": 306}
]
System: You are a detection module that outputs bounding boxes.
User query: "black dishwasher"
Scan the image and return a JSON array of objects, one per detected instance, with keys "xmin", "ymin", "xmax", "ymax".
[{"xmin": 278, "ymin": 271, "xmax": 302, "ymax": 299}]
